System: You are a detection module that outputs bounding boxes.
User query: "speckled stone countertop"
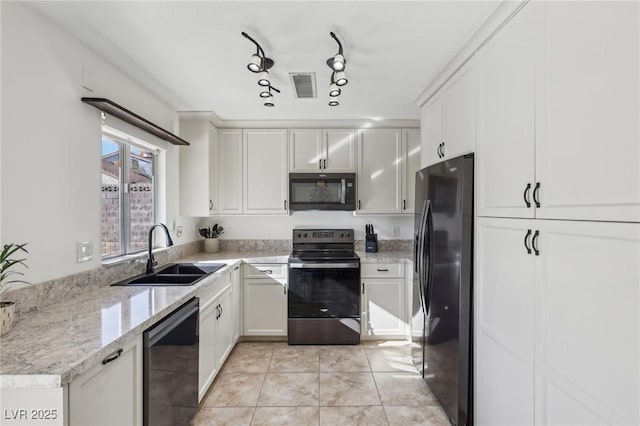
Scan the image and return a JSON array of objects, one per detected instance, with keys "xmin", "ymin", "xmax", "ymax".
[{"xmin": 0, "ymin": 249, "xmax": 410, "ymax": 388}]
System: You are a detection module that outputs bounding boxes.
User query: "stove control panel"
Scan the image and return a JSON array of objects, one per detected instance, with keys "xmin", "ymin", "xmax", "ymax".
[{"xmin": 292, "ymin": 228, "xmax": 354, "ymax": 244}]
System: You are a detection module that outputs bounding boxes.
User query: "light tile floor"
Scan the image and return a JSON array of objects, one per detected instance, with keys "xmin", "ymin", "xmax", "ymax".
[{"xmin": 193, "ymin": 341, "xmax": 449, "ymax": 426}]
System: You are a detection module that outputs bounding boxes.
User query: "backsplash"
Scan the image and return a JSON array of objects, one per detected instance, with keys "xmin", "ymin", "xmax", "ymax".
[
  {"xmin": 7, "ymin": 239, "xmax": 412, "ymax": 318},
  {"xmin": 6, "ymin": 241, "xmax": 202, "ymax": 318}
]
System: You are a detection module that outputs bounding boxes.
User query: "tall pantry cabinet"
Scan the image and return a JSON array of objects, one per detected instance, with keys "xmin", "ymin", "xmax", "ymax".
[{"xmin": 429, "ymin": 1, "xmax": 640, "ymax": 425}]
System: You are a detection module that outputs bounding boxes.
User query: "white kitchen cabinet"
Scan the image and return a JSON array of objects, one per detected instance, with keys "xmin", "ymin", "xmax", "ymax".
[
  {"xmin": 361, "ymin": 263, "xmax": 406, "ymax": 338},
  {"xmin": 231, "ymin": 263, "xmax": 242, "ymax": 342},
  {"xmin": 69, "ymin": 337, "xmax": 142, "ymax": 426},
  {"xmin": 357, "ymin": 129, "xmax": 402, "ymax": 214},
  {"xmin": 179, "ymin": 119, "xmax": 217, "ymax": 216},
  {"xmin": 289, "ymin": 128, "xmax": 356, "ymax": 173},
  {"xmin": 421, "ymin": 62, "xmax": 476, "ymax": 167},
  {"xmin": 218, "ymin": 129, "xmax": 243, "ymax": 215},
  {"xmin": 421, "ymin": 92, "xmax": 443, "ymax": 168},
  {"xmin": 536, "ymin": 1, "xmax": 640, "ymax": 222},
  {"xmin": 475, "ymin": 218, "xmax": 535, "ymax": 426},
  {"xmin": 475, "ymin": 2, "xmax": 640, "ymax": 223},
  {"xmin": 198, "ymin": 299, "xmax": 219, "ymax": 401},
  {"xmin": 476, "ymin": 2, "xmax": 539, "ymax": 219},
  {"xmin": 402, "ymin": 129, "xmax": 421, "ymax": 214},
  {"xmin": 214, "ymin": 288, "xmax": 233, "ymax": 368},
  {"xmin": 243, "ymin": 264, "xmax": 287, "ymax": 336},
  {"xmin": 243, "ymin": 129, "xmax": 289, "ymax": 214},
  {"xmin": 289, "ymin": 129, "xmax": 323, "ymax": 172},
  {"xmin": 475, "ymin": 217, "xmax": 640, "ymax": 425}
]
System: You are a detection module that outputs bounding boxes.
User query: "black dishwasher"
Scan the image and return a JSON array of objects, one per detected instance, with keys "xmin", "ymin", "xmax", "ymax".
[{"xmin": 143, "ymin": 297, "xmax": 199, "ymax": 426}]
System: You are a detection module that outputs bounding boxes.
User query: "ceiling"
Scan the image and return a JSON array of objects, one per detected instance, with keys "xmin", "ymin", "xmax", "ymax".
[{"xmin": 28, "ymin": 1, "xmax": 500, "ymax": 122}]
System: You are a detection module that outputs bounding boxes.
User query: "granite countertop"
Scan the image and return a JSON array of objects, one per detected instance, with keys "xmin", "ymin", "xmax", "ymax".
[{"xmin": 0, "ymin": 249, "xmax": 410, "ymax": 388}]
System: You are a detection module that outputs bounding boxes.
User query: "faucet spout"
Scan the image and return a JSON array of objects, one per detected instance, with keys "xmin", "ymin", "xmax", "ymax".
[{"xmin": 146, "ymin": 223, "xmax": 174, "ymax": 274}]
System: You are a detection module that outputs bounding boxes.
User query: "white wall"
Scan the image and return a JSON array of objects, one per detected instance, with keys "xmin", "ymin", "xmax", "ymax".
[
  {"xmin": 198, "ymin": 213, "xmax": 414, "ymax": 241},
  {"xmin": 0, "ymin": 3, "xmax": 198, "ymax": 284}
]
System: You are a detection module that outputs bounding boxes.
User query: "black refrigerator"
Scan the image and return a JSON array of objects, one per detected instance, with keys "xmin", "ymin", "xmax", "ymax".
[{"xmin": 412, "ymin": 153, "xmax": 473, "ymax": 426}]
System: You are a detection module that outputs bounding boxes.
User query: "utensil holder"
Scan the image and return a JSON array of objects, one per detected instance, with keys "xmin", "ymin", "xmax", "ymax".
[{"xmin": 204, "ymin": 238, "xmax": 219, "ymax": 253}]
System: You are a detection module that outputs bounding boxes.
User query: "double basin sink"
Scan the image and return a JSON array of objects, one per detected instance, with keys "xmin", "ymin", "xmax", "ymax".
[{"xmin": 112, "ymin": 263, "xmax": 226, "ymax": 287}]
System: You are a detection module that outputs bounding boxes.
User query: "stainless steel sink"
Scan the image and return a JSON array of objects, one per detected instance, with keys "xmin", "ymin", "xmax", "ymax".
[{"xmin": 111, "ymin": 263, "xmax": 226, "ymax": 287}]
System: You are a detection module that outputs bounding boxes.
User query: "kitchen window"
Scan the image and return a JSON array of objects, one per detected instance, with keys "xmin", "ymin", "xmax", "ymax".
[{"xmin": 101, "ymin": 128, "xmax": 158, "ymax": 258}]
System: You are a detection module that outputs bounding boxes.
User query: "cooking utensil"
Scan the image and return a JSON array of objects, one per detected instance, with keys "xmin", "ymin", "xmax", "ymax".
[{"xmin": 199, "ymin": 228, "xmax": 208, "ymax": 238}]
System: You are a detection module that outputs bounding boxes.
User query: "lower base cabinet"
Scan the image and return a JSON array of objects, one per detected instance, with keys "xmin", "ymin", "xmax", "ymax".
[
  {"xmin": 361, "ymin": 263, "xmax": 406, "ymax": 339},
  {"xmin": 68, "ymin": 337, "xmax": 142, "ymax": 426},
  {"xmin": 243, "ymin": 264, "xmax": 288, "ymax": 336},
  {"xmin": 476, "ymin": 217, "xmax": 640, "ymax": 425}
]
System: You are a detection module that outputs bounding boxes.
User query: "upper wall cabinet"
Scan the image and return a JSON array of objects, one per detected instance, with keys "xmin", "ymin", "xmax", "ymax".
[
  {"xmin": 537, "ymin": 1, "xmax": 639, "ymax": 222},
  {"xmin": 422, "ymin": 62, "xmax": 476, "ymax": 167},
  {"xmin": 243, "ymin": 129, "xmax": 288, "ymax": 215},
  {"xmin": 476, "ymin": 2, "xmax": 539, "ymax": 219},
  {"xmin": 217, "ymin": 129, "xmax": 243, "ymax": 215},
  {"xmin": 289, "ymin": 129, "xmax": 356, "ymax": 173},
  {"xmin": 179, "ymin": 119, "xmax": 217, "ymax": 216},
  {"xmin": 402, "ymin": 129, "xmax": 421, "ymax": 214},
  {"xmin": 357, "ymin": 129, "xmax": 402, "ymax": 214},
  {"xmin": 476, "ymin": 1, "xmax": 640, "ymax": 223}
]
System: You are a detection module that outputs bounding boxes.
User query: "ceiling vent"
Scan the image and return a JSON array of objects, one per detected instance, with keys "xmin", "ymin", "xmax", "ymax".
[{"xmin": 289, "ymin": 73, "xmax": 317, "ymax": 99}]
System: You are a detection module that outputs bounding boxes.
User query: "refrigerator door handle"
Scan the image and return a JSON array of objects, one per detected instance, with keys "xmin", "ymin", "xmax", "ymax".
[
  {"xmin": 417, "ymin": 199, "xmax": 429, "ymax": 312},
  {"xmin": 423, "ymin": 201, "xmax": 434, "ymax": 315}
]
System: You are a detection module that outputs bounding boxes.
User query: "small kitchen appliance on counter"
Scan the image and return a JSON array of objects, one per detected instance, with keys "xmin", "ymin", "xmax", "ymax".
[
  {"xmin": 288, "ymin": 229, "xmax": 360, "ymax": 344},
  {"xmin": 365, "ymin": 224, "xmax": 378, "ymax": 252}
]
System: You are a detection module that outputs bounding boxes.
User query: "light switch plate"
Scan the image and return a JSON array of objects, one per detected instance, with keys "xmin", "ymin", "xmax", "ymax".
[
  {"xmin": 77, "ymin": 241, "xmax": 93, "ymax": 263},
  {"xmin": 392, "ymin": 225, "xmax": 400, "ymax": 237}
]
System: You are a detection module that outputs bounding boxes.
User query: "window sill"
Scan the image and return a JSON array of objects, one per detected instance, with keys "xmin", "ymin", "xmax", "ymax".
[{"xmin": 101, "ymin": 247, "xmax": 170, "ymax": 267}]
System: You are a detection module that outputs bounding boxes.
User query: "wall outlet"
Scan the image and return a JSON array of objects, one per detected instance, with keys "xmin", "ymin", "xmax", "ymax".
[
  {"xmin": 77, "ymin": 241, "xmax": 93, "ymax": 263},
  {"xmin": 176, "ymin": 226, "xmax": 183, "ymax": 238},
  {"xmin": 392, "ymin": 225, "xmax": 400, "ymax": 237}
]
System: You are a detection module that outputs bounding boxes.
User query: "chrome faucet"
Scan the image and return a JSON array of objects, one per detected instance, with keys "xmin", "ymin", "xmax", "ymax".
[{"xmin": 146, "ymin": 223, "xmax": 174, "ymax": 274}]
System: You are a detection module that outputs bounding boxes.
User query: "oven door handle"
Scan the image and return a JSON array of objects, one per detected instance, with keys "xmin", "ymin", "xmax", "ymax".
[{"xmin": 289, "ymin": 262, "xmax": 360, "ymax": 269}]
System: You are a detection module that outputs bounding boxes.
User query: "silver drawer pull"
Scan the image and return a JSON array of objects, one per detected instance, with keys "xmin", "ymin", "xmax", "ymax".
[
  {"xmin": 260, "ymin": 269, "xmax": 273, "ymax": 274},
  {"xmin": 377, "ymin": 268, "xmax": 389, "ymax": 272}
]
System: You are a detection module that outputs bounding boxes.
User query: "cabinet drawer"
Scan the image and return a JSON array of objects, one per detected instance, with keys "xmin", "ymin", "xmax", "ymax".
[
  {"xmin": 361, "ymin": 263, "xmax": 404, "ymax": 278},
  {"xmin": 243, "ymin": 263, "xmax": 288, "ymax": 279}
]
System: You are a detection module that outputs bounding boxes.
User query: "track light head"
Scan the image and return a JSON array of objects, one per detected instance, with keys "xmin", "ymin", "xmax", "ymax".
[
  {"xmin": 248, "ymin": 54, "xmax": 261, "ymax": 73},
  {"xmin": 259, "ymin": 89, "xmax": 271, "ymax": 98},
  {"xmin": 334, "ymin": 71, "xmax": 348, "ymax": 86},
  {"xmin": 329, "ymin": 83, "xmax": 341, "ymax": 97},
  {"xmin": 257, "ymin": 70, "xmax": 270, "ymax": 86}
]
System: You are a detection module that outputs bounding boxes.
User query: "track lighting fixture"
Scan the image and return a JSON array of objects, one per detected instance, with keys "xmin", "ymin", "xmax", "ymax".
[
  {"xmin": 242, "ymin": 31, "xmax": 278, "ymax": 106},
  {"xmin": 326, "ymin": 32, "xmax": 348, "ymax": 106}
]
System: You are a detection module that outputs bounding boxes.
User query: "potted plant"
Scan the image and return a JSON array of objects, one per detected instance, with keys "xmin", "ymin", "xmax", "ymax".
[{"xmin": 1, "ymin": 243, "xmax": 30, "ymax": 336}]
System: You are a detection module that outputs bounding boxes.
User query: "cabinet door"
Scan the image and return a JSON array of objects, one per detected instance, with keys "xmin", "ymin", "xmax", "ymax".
[
  {"xmin": 362, "ymin": 279, "xmax": 405, "ymax": 337},
  {"xmin": 215, "ymin": 288, "xmax": 234, "ymax": 368},
  {"xmin": 243, "ymin": 278, "xmax": 287, "ymax": 336},
  {"xmin": 535, "ymin": 220, "xmax": 640, "ymax": 425},
  {"xmin": 442, "ymin": 61, "xmax": 476, "ymax": 160},
  {"xmin": 198, "ymin": 303, "xmax": 218, "ymax": 402},
  {"xmin": 218, "ymin": 129, "xmax": 243, "ymax": 214},
  {"xmin": 231, "ymin": 264, "xmax": 242, "ymax": 342},
  {"xmin": 324, "ymin": 129, "xmax": 356, "ymax": 172},
  {"xmin": 289, "ymin": 129, "xmax": 322, "ymax": 172},
  {"xmin": 243, "ymin": 129, "xmax": 288, "ymax": 214},
  {"xmin": 179, "ymin": 119, "xmax": 216, "ymax": 216},
  {"xmin": 476, "ymin": 3, "xmax": 539, "ymax": 219},
  {"xmin": 69, "ymin": 337, "xmax": 142, "ymax": 426},
  {"xmin": 357, "ymin": 129, "xmax": 402, "ymax": 214},
  {"xmin": 475, "ymin": 218, "xmax": 535, "ymax": 426},
  {"xmin": 421, "ymin": 91, "xmax": 443, "ymax": 167},
  {"xmin": 401, "ymin": 129, "xmax": 421, "ymax": 214},
  {"xmin": 538, "ymin": 1, "xmax": 640, "ymax": 222}
]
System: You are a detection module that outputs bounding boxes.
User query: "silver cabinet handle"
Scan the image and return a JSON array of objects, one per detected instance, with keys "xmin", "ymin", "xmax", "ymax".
[
  {"xmin": 284, "ymin": 200, "xmax": 288, "ymax": 210},
  {"xmin": 261, "ymin": 269, "xmax": 273, "ymax": 274},
  {"xmin": 323, "ymin": 159, "xmax": 326, "ymax": 169},
  {"xmin": 209, "ymin": 199, "xmax": 213, "ymax": 210}
]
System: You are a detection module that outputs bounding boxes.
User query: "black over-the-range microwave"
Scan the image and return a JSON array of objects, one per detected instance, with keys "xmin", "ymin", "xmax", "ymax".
[{"xmin": 289, "ymin": 173, "xmax": 356, "ymax": 211}]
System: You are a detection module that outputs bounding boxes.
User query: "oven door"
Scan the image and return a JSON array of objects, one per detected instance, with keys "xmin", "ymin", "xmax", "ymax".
[{"xmin": 288, "ymin": 262, "xmax": 360, "ymax": 318}]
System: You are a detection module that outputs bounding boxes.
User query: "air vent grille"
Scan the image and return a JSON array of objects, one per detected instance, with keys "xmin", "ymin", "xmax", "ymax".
[{"xmin": 289, "ymin": 73, "xmax": 317, "ymax": 99}]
